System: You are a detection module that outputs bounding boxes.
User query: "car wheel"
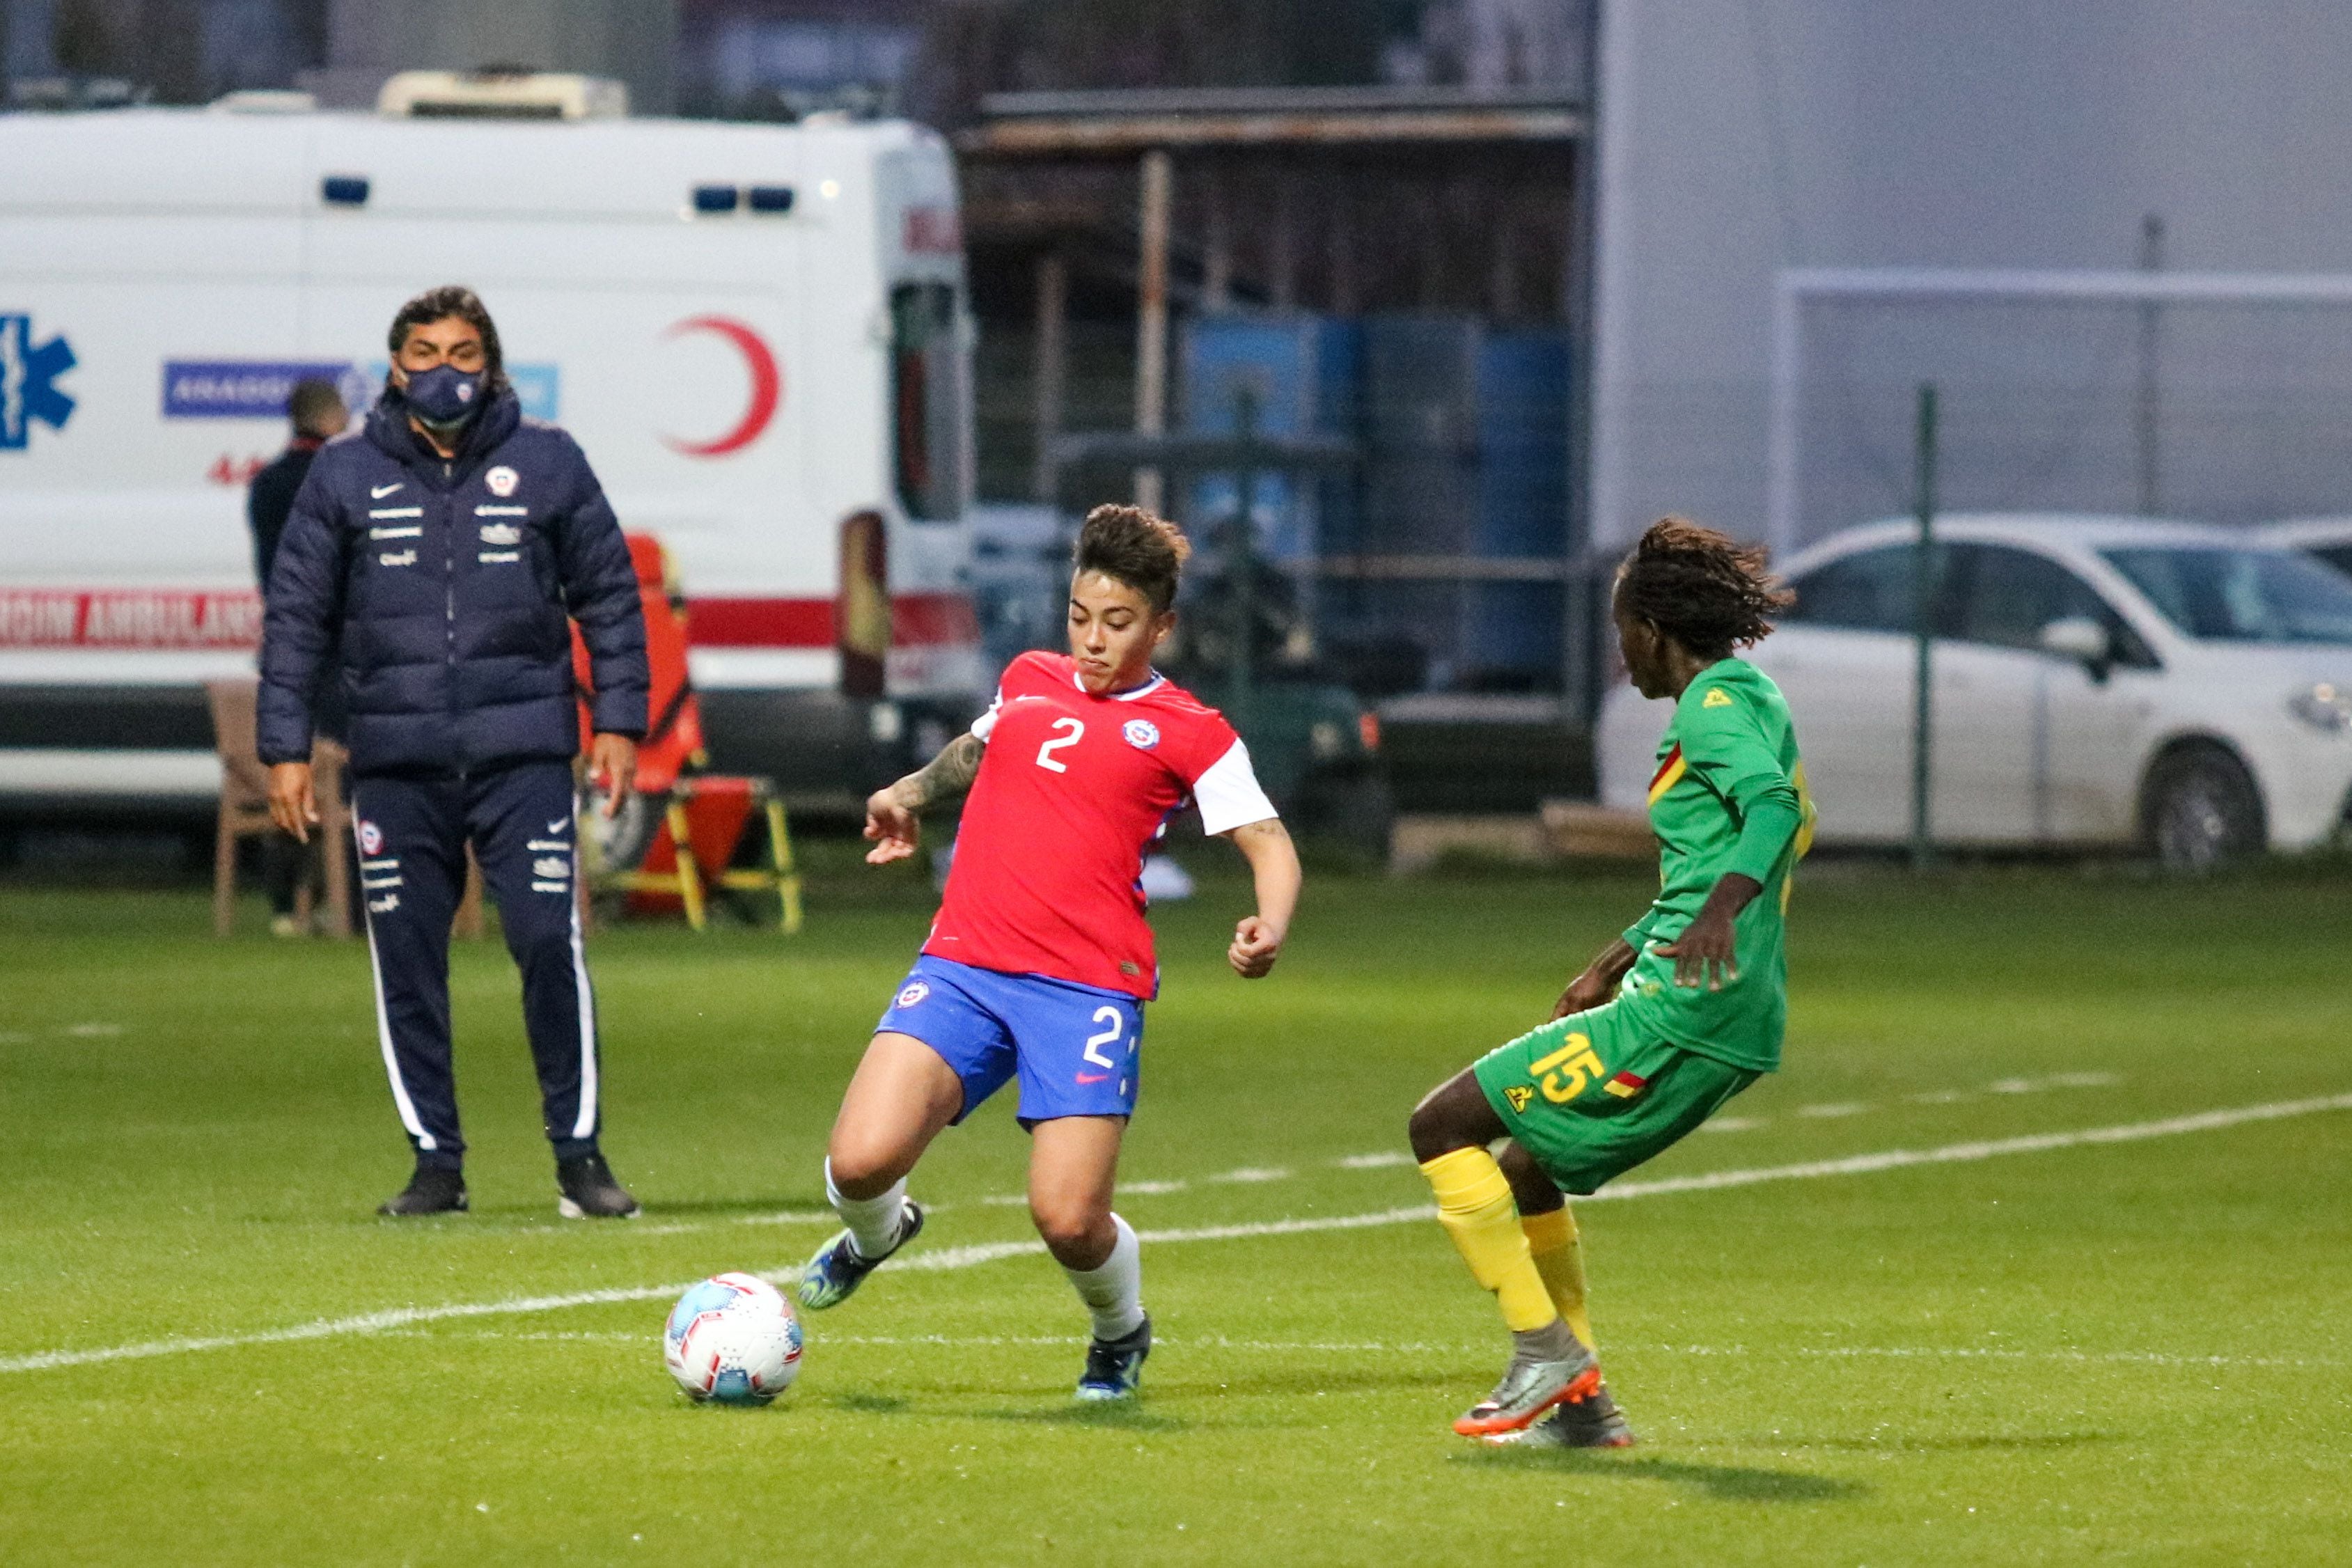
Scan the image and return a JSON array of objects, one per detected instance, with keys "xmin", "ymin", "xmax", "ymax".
[{"xmin": 2142, "ymin": 746, "xmax": 2264, "ymax": 872}]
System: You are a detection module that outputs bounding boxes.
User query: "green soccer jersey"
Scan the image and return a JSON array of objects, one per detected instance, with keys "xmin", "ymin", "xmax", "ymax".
[{"xmin": 1617, "ymin": 657, "xmax": 1813, "ymax": 1072}]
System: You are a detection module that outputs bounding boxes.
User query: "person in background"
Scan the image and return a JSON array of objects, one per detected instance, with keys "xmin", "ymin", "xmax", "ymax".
[
  {"xmin": 258, "ymin": 286, "xmax": 650, "ymax": 1220},
  {"xmin": 247, "ymin": 377, "xmax": 349, "ymax": 937}
]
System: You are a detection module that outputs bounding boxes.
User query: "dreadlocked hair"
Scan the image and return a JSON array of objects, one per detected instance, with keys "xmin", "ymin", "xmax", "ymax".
[
  {"xmin": 1613, "ymin": 516, "xmax": 1792, "ymax": 660},
  {"xmin": 1073, "ymin": 504, "xmax": 1192, "ymax": 613}
]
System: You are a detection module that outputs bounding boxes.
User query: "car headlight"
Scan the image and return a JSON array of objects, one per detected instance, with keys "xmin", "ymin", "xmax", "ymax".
[{"xmin": 2287, "ymin": 682, "xmax": 2352, "ymax": 733}]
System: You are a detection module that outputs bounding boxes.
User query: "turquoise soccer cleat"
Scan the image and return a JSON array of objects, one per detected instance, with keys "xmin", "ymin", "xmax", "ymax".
[{"xmin": 795, "ymin": 1200, "xmax": 924, "ymax": 1310}]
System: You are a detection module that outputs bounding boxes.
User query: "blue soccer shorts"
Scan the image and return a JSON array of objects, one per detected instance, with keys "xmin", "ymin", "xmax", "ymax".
[{"xmin": 875, "ymin": 955, "xmax": 1144, "ymax": 1125}]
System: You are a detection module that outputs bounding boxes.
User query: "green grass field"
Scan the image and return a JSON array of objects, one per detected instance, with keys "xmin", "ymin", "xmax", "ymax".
[{"xmin": 3, "ymin": 861, "xmax": 2349, "ymax": 1565}]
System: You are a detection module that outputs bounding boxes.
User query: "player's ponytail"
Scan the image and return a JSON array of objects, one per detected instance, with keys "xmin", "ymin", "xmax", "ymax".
[
  {"xmin": 1074, "ymin": 504, "xmax": 1191, "ymax": 613},
  {"xmin": 1614, "ymin": 516, "xmax": 1792, "ymax": 661}
]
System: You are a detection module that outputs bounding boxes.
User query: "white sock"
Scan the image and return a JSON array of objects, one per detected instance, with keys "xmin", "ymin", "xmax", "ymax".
[
  {"xmin": 824, "ymin": 1159, "xmax": 907, "ymax": 1260},
  {"xmin": 1063, "ymin": 1213, "xmax": 1145, "ymax": 1342}
]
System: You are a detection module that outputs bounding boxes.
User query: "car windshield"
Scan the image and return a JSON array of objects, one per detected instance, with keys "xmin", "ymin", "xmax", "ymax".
[{"xmin": 2100, "ymin": 547, "xmax": 2352, "ymax": 645}]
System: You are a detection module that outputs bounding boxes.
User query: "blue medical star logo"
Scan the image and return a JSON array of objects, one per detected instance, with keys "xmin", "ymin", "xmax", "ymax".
[{"xmin": 1, "ymin": 314, "xmax": 77, "ymax": 451}]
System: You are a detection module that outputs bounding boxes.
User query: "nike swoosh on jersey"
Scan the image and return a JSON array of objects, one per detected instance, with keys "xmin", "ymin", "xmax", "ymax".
[
  {"xmin": 546, "ymin": 817, "xmax": 570, "ymax": 834},
  {"xmin": 370, "ymin": 483, "xmax": 403, "ymax": 499},
  {"xmin": 1075, "ymin": 1072, "xmax": 1110, "ymax": 1084}
]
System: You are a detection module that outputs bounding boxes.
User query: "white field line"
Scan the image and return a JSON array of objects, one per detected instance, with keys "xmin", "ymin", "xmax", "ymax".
[
  {"xmin": 266, "ymin": 1073, "xmax": 2140, "ymax": 1242},
  {"xmin": 1581, "ymin": 1092, "xmax": 2352, "ymax": 1202},
  {"xmin": 0, "ymin": 1283, "xmax": 688, "ymax": 1374},
  {"xmin": 1705, "ymin": 1070, "xmax": 2126, "ymax": 1134},
  {"xmin": 4, "ymin": 1091, "xmax": 2344, "ymax": 1378}
]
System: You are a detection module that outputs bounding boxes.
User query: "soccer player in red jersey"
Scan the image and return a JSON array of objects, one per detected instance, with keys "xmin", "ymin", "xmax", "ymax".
[{"xmin": 797, "ymin": 505, "xmax": 1302, "ymax": 1400}]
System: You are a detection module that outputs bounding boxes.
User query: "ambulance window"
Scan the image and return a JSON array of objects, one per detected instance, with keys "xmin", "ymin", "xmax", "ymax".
[{"xmin": 891, "ymin": 283, "xmax": 964, "ymax": 521}]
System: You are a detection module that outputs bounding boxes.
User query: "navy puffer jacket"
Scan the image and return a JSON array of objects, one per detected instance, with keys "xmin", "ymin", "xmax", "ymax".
[{"xmin": 258, "ymin": 387, "xmax": 648, "ymax": 776}]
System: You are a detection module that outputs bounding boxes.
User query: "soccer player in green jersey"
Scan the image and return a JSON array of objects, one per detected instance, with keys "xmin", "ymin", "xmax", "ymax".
[{"xmin": 1407, "ymin": 517, "xmax": 1813, "ymax": 1447}]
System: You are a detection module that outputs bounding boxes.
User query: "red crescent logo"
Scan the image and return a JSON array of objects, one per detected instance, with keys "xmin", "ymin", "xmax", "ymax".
[{"xmin": 661, "ymin": 315, "xmax": 781, "ymax": 457}]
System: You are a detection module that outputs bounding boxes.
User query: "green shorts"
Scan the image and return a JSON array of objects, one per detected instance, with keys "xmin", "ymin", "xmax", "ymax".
[{"xmin": 1471, "ymin": 995, "xmax": 1758, "ymax": 1195}]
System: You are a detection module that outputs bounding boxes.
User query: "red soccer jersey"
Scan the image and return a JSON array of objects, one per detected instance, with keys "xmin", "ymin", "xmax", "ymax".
[{"xmin": 923, "ymin": 650, "xmax": 1276, "ymax": 998}]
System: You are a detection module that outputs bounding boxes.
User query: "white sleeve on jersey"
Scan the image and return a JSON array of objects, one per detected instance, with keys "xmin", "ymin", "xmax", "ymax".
[
  {"xmin": 969, "ymin": 687, "xmax": 1005, "ymax": 742},
  {"xmin": 1192, "ymin": 739, "xmax": 1279, "ymax": 835}
]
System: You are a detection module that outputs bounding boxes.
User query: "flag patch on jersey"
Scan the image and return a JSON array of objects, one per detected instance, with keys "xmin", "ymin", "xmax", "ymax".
[
  {"xmin": 1601, "ymin": 1071, "xmax": 1649, "ymax": 1100},
  {"xmin": 1702, "ymin": 687, "xmax": 1734, "ymax": 707},
  {"xmin": 1647, "ymin": 744, "xmax": 1687, "ymax": 806}
]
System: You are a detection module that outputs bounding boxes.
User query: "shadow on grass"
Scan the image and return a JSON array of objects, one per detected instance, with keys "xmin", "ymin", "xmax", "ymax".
[
  {"xmin": 1161, "ymin": 1365, "xmax": 1464, "ymax": 1400},
  {"xmin": 969, "ymin": 1401, "xmax": 1191, "ymax": 1434},
  {"xmin": 611, "ymin": 1197, "xmax": 830, "ymax": 1219},
  {"xmin": 1466, "ymin": 1448, "xmax": 1868, "ymax": 1504},
  {"xmin": 827, "ymin": 1390, "xmax": 914, "ymax": 1416},
  {"xmin": 814, "ymin": 1388, "xmax": 1189, "ymax": 1432},
  {"xmin": 1797, "ymin": 1430, "xmax": 2119, "ymax": 1454}
]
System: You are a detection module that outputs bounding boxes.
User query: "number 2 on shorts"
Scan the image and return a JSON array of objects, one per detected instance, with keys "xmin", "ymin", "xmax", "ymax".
[
  {"xmin": 1036, "ymin": 717, "xmax": 1083, "ymax": 772},
  {"xmin": 1083, "ymin": 1005, "xmax": 1122, "ymax": 1068}
]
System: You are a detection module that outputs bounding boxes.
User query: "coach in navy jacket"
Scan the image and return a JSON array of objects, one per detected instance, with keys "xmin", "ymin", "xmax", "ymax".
[{"xmin": 259, "ymin": 285, "xmax": 650, "ymax": 1221}]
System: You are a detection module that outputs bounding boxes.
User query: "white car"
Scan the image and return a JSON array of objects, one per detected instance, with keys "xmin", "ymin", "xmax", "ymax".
[
  {"xmin": 2264, "ymin": 517, "xmax": 2352, "ymax": 583},
  {"xmin": 1598, "ymin": 515, "xmax": 2352, "ymax": 868}
]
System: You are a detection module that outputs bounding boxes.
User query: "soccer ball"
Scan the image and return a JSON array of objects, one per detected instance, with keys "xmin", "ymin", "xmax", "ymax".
[{"xmin": 663, "ymin": 1271, "xmax": 803, "ymax": 1404}]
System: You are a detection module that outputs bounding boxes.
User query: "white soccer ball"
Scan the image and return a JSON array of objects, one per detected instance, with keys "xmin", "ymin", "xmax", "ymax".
[{"xmin": 663, "ymin": 1271, "xmax": 803, "ymax": 1404}]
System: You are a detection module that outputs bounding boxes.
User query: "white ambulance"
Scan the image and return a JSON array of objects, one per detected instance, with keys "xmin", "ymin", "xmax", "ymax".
[{"xmin": 0, "ymin": 72, "xmax": 982, "ymax": 815}]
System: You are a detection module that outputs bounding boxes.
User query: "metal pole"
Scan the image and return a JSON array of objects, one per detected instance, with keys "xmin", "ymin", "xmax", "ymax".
[
  {"xmin": 1910, "ymin": 382, "xmax": 1938, "ymax": 871},
  {"xmin": 2135, "ymin": 212, "xmax": 2165, "ymax": 515},
  {"xmin": 1230, "ymin": 387, "xmax": 1259, "ymax": 733},
  {"xmin": 1562, "ymin": 0, "xmax": 1601, "ymax": 727},
  {"xmin": 1562, "ymin": 4, "xmax": 1600, "ymax": 724},
  {"xmin": 1202, "ymin": 166, "xmax": 1232, "ymax": 311},
  {"xmin": 1031, "ymin": 247, "xmax": 1067, "ymax": 503},
  {"xmin": 1269, "ymin": 169, "xmax": 1299, "ymax": 309},
  {"xmin": 1765, "ymin": 272, "xmax": 1802, "ymax": 560},
  {"xmin": 1134, "ymin": 148, "xmax": 1173, "ymax": 513},
  {"xmin": 1325, "ymin": 176, "xmax": 1357, "ymax": 315}
]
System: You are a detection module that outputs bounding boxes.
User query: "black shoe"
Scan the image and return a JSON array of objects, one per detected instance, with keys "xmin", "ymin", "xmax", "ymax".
[
  {"xmin": 378, "ymin": 1165, "xmax": 468, "ymax": 1217},
  {"xmin": 556, "ymin": 1151, "xmax": 641, "ymax": 1219},
  {"xmin": 1076, "ymin": 1313, "xmax": 1152, "ymax": 1402}
]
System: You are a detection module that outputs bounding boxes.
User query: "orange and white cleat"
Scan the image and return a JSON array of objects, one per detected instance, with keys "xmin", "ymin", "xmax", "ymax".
[
  {"xmin": 1452, "ymin": 1342, "xmax": 1601, "ymax": 1437},
  {"xmin": 1481, "ymin": 1381, "xmax": 1637, "ymax": 1448}
]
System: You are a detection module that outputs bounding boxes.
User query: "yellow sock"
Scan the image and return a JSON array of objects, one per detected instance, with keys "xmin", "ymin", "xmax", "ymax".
[
  {"xmin": 1419, "ymin": 1147, "xmax": 1559, "ymax": 1333},
  {"xmin": 1521, "ymin": 1207, "xmax": 1596, "ymax": 1352}
]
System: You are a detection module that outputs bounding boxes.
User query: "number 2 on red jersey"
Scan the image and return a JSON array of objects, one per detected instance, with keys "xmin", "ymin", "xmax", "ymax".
[{"xmin": 1035, "ymin": 717, "xmax": 1083, "ymax": 773}]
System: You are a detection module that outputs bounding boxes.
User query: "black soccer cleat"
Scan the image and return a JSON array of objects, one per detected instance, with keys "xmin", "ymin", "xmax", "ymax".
[
  {"xmin": 1075, "ymin": 1313, "xmax": 1152, "ymax": 1402},
  {"xmin": 555, "ymin": 1151, "xmax": 641, "ymax": 1219},
  {"xmin": 378, "ymin": 1164, "xmax": 469, "ymax": 1217}
]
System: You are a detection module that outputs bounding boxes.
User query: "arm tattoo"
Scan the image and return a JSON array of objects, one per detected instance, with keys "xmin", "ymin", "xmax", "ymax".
[{"xmin": 897, "ymin": 730, "xmax": 987, "ymax": 813}]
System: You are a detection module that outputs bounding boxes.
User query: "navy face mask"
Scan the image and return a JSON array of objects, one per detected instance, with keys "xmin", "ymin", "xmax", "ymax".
[{"xmin": 402, "ymin": 363, "xmax": 483, "ymax": 429}]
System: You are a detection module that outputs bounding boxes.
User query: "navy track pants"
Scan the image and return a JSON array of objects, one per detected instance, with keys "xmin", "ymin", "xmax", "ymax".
[{"xmin": 351, "ymin": 760, "xmax": 603, "ymax": 1169}]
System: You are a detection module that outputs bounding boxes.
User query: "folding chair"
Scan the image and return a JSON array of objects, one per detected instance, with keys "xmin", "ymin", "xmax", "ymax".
[
  {"xmin": 205, "ymin": 678, "xmax": 354, "ymax": 938},
  {"xmin": 309, "ymin": 737, "xmax": 353, "ymax": 936},
  {"xmin": 613, "ymin": 776, "xmax": 803, "ymax": 932},
  {"xmin": 573, "ymin": 533, "xmax": 804, "ymax": 933},
  {"xmin": 703, "ymin": 777, "xmax": 804, "ymax": 932},
  {"xmin": 205, "ymin": 679, "xmax": 279, "ymax": 937}
]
